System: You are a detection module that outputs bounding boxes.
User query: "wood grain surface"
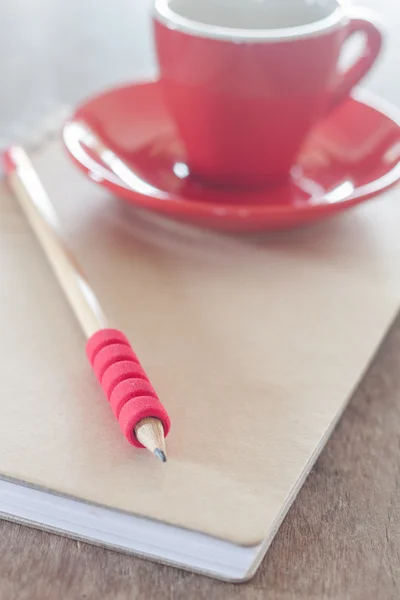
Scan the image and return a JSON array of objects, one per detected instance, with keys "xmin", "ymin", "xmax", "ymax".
[{"xmin": 1, "ymin": 0, "xmax": 400, "ymax": 598}]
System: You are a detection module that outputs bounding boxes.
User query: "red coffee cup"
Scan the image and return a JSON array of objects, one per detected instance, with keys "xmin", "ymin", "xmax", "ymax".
[{"xmin": 154, "ymin": 0, "xmax": 383, "ymax": 189}]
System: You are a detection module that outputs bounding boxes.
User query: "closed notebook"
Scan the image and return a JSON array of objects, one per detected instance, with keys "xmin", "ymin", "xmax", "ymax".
[{"xmin": 0, "ymin": 138, "xmax": 399, "ymax": 581}]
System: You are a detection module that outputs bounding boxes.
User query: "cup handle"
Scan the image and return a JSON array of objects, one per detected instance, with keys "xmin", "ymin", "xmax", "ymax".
[{"xmin": 327, "ymin": 10, "xmax": 383, "ymax": 113}]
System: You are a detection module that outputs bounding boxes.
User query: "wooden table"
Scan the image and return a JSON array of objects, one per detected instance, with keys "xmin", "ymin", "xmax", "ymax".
[{"xmin": 1, "ymin": 1, "xmax": 399, "ymax": 598}]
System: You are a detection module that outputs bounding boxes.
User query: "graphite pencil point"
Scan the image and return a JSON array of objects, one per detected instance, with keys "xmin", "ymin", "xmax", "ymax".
[{"xmin": 154, "ymin": 448, "xmax": 167, "ymax": 463}]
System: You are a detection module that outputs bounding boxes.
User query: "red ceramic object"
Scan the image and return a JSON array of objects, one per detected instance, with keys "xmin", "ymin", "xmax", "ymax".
[
  {"xmin": 63, "ymin": 81, "xmax": 400, "ymax": 232},
  {"xmin": 154, "ymin": 10, "xmax": 382, "ymax": 188}
]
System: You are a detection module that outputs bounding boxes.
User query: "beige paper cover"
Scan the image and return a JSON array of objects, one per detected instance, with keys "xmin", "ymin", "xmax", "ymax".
[{"xmin": 0, "ymin": 139, "xmax": 399, "ymax": 546}]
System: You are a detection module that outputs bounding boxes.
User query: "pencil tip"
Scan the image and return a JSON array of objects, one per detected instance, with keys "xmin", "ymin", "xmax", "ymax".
[{"xmin": 154, "ymin": 448, "xmax": 167, "ymax": 463}]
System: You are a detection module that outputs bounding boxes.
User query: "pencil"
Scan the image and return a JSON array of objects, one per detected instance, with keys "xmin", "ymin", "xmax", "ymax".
[{"xmin": 3, "ymin": 146, "xmax": 171, "ymax": 462}]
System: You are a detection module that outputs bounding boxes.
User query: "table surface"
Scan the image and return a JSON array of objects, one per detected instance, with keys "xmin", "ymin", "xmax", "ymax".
[{"xmin": 1, "ymin": 1, "xmax": 400, "ymax": 598}]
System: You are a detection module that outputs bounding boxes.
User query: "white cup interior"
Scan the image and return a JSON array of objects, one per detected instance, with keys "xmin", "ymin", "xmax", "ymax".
[{"xmin": 154, "ymin": 0, "xmax": 344, "ymax": 38}]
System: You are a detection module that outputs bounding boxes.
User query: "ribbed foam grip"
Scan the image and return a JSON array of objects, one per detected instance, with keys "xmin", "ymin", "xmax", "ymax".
[
  {"xmin": 93, "ymin": 343, "xmax": 139, "ymax": 382},
  {"xmin": 86, "ymin": 328, "xmax": 171, "ymax": 447},
  {"xmin": 101, "ymin": 360, "xmax": 147, "ymax": 399}
]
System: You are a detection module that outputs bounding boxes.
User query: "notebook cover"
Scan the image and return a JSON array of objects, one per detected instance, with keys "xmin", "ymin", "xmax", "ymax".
[{"xmin": 0, "ymin": 138, "xmax": 399, "ymax": 547}]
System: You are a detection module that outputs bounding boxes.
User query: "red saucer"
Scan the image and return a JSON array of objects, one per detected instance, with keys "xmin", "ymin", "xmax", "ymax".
[{"xmin": 64, "ymin": 82, "xmax": 400, "ymax": 231}]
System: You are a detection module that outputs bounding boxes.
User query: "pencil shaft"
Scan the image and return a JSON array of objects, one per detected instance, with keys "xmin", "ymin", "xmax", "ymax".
[{"xmin": 7, "ymin": 147, "xmax": 108, "ymax": 338}]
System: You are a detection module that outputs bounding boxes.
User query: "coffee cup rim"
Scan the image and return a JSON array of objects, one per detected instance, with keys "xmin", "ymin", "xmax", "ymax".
[{"xmin": 153, "ymin": 0, "xmax": 348, "ymax": 42}]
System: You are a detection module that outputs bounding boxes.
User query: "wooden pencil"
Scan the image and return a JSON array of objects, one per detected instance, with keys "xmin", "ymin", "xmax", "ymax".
[{"xmin": 3, "ymin": 146, "xmax": 171, "ymax": 462}]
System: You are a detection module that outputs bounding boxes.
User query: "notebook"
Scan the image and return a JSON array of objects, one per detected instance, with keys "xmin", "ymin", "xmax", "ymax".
[{"xmin": 0, "ymin": 137, "xmax": 399, "ymax": 582}]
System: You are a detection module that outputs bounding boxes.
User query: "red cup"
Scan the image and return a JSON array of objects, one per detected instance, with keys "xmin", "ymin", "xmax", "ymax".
[{"xmin": 154, "ymin": 0, "xmax": 383, "ymax": 189}]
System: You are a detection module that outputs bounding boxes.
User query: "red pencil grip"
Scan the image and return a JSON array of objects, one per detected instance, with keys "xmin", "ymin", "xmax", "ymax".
[{"xmin": 86, "ymin": 328, "xmax": 171, "ymax": 447}]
